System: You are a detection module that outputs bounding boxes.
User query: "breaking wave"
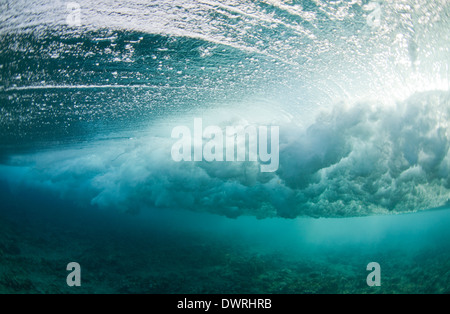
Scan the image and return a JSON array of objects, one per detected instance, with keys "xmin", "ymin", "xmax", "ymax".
[
  {"xmin": 1, "ymin": 0, "xmax": 449, "ymax": 218},
  {"xmin": 1, "ymin": 90, "xmax": 449, "ymax": 218}
]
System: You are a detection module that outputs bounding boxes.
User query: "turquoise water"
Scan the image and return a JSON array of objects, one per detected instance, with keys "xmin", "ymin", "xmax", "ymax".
[
  {"xmin": 1, "ymin": 0, "xmax": 449, "ymax": 293},
  {"xmin": 1, "ymin": 181, "xmax": 450, "ymax": 293}
]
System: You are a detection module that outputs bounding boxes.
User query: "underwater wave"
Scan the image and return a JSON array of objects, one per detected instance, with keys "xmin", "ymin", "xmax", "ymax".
[
  {"xmin": 1, "ymin": 0, "xmax": 449, "ymax": 218},
  {"xmin": 1, "ymin": 90, "xmax": 449, "ymax": 218}
]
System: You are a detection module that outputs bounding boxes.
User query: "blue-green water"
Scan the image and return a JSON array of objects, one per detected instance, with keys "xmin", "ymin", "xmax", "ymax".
[{"xmin": 1, "ymin": 0, "xmax": 449, "ymax": 293}]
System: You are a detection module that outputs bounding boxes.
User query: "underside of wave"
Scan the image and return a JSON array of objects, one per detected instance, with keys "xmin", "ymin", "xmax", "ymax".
[{"xmin": 1, "ymin": 90, "xmax": 449, "ymax": 219}]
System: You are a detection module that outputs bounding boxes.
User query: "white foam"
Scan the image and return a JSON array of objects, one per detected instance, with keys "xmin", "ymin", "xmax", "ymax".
[{"xmin": 2, "ymin": 91, "xmax": 449, "ymax": 218}]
